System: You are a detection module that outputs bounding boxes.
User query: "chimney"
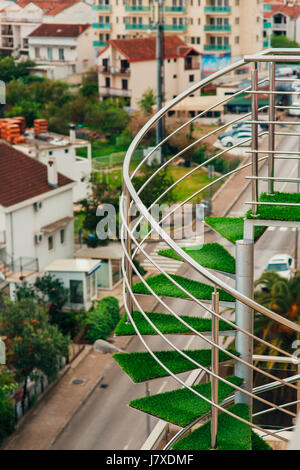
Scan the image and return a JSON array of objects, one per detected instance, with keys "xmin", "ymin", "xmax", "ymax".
[
  {"xmin": 69, "ymin": 123, "xmax": 76, "ymax": 144},
  {"xmin": 47, "ymin": 156, "xmax": 58, "ymax": 188}
]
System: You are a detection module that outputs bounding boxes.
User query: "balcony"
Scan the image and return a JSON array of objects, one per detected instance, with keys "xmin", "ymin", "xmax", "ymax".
[
  {"xmin": 99, "ymin": 65, "xmax": 130, "ymax": 76},
  {"xmin": 93, "ymin": 23, "xmax": 111, "ymax": 30},
  {"xmin": 99, "ymin": 86, "xmax": 131, "ymax": 98},
  {"xmin": 263, "ymin": 22, "xmax": 271, "ymax": 29},
  {"xmin": 272, "ymin": 22, "xmax": 287, "ymax": 30},
  {"xmin": 204, "ymin": 44, "xmax": 231, "ymax": 51},
  {"xmin": 263, "ymin": 40, "xmax": 270, "ymax": 48},
  {"xmin": 204, "ymin": 24, "xmax": 231, "ymax": 32},
  {"xmin": 125, "ymin": 24, "xmax": 151, "ymax": 30},
  {"xmin": 125, "ymin": 6, "xmax": 151, "ymax": 12},
  {"xmin": 92, "ymin": 4, "xmax": 111, "ymax": 11},
  {"xmin": 204, "ymin": 6, "xmax": 231, "ymax": 14},
  {"xmin": 93, "ymin": 41, "xmax": 108, "ymax": 48},
  {"xmin": 164, "ymin": 6, "xmax": 186, "ymax": 13},
  {"xmin": 164, "ymin": 24, "xmax": 187, "ymax": 31}
]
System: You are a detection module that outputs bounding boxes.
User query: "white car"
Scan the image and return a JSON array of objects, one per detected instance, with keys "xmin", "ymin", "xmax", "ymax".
[
  {"xmin": 289, "ymin": 94, "xmax": 300, "ymax": 116},
  {"xmin": 265, "ymin": 254, "xmax": 295, "ymax": 279},
  {"xmin": 220, "ymin": 131, "xmax": 252, "ymax": 148}
]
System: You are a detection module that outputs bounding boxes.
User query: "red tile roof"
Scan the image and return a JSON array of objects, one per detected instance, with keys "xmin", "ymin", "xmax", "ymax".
[
  {"xmin": 0, "ymin": 142, "xmax": 73, "ymax": 208},
  {"xmin": 28, "ymin": 23, "xmax": 90, "ymax": 38},
  {"xmin": 104, "ymin": 36, "xmax": 200, "ymax": 62},
  {"xmin": 16, "ymin": 0, "xmax": 81, "ymax": 16},
  {"xmin": 264, "ymin": 4, "xmax": 300, "ymax": 18}
]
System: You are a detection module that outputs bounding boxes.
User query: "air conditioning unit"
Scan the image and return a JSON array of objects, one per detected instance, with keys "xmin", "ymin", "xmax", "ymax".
[
  {"xmin": 34, "ymin": 233, "xmax": 44, "ymax": 245},
  {"xmin": 33, "ymin": 202, "xmax": 43, "ymax": 212}
]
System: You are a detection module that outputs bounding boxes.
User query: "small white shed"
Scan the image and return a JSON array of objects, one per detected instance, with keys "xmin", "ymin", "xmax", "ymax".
[{"xmin": 45, "ymin": 258, "xmax": 101, "ymax": 311}]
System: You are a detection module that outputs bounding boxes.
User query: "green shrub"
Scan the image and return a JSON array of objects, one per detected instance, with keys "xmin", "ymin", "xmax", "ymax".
[
  {"xmin": 86, "ymin": 297, "xmax": 120, "ymax": 343},
  {"xmin": 0, "ymin": 387, "xmax": 15, "ymax": 446}
]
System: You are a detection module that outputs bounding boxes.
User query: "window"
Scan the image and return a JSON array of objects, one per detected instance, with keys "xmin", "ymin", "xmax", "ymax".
[
  {"xmin": 35, "ymin": 47, "xmax": 40, "ymax": 58},
  {"xmin": 59, "ymin": 48, "xmax": 65, "ymax": 60},
  {"xmin": 70, "ymin": 280, "xmax": 84, "ymax": 304},
  {"xmin": 189, "ymin": 74, "xmax": 195, "ymax": 82},
  {"xmin": 64, "ymin": 149, "xmax": 69, "ymax": 154},
  {"xmin": 47, "ymin": 47, "xmax": 53, "ymax": 60},
  {"xmin": 122, "ymin": 79, "xmax": 128, "ymax": 90},
  {"xmin": 48, "ymin": 236, "xmax": 54, "ymax": 251},
  {"xmin": 60, "ymin": 229, "xmax": 65, "ymax": 244}
]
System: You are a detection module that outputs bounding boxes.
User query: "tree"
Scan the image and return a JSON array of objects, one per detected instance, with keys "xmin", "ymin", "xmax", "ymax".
[
  {"xmin": 271, "ymin": 34, "xmax": 300, "ymax": 49},
  {"xmin": 138, "ymin": 88, "xmax": 156, "ymax": 114},
  {"xmin": 0, "ymin": 297, "xmax": 70, "ymax": 402},
  {"xmin": 132, "ymin": 165, "xmax": 176, "ymax": 208},
  {"xmin": 0, "ymin": 368, "xmax": 16, "ymax": 446},
  {"xmin": 0, "ymin": 56, "xmax": 35, "ymax": 83},
  {"xmin": 254, "ymin": 271, "xmax": 300, "ymax": 361}
]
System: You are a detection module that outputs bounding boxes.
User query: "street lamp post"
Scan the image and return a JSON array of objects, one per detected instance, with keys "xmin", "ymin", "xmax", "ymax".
[{"xmin": 152, "ymin": 0, "xmax": 165, "ymax": 153}]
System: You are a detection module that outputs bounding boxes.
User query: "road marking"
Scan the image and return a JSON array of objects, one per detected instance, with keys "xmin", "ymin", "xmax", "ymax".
[
  {"xmin": 157, "ymin": 381, "xmax": 168, "ymax": 394},
  {"xmin": 267, "ymin": 227, "xmax": 276, "ymax": 232},
  {"xmin": 280, "ymin": 227, "xmax": 289, "ymax": 232}
]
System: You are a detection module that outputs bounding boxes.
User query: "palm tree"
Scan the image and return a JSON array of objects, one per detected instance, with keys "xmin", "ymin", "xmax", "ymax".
[{"xmin": 254, "ymin": 271, "xmax": 300, "ymax": 362}]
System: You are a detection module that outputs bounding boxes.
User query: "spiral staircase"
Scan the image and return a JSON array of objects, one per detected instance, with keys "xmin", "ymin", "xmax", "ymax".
[{"xmin": 114, "ymin": 49, "xmax": 300, "ymax": 450}]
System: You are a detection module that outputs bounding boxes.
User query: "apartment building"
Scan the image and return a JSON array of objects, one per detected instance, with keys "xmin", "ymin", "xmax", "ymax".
[
  {"xmin": 98, "ymin": 35, "xmax": 201, "ymax": 108},
  {"xmin": 0, "ymin": 142, "xmax": 75, "ymax": 284},
  {"xmin": 27, "ymin": 23, "xmax": 95, "ymax": 83},
  {"xmin": 263, "ymin": 2, "xmax": 300, "ymax": 46},
  {"xmin": 0, "ymin": 0, "xmax": 95, "ymax": 58},
  {"xmin": 93, "ymin": 0, "xmax": 263, "ymax": 74}
]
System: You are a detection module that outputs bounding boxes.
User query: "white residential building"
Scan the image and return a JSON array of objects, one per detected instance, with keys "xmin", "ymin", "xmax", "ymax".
[
  {"xmin": 0, "ymin": 142, "xmax": 75, "ymax": 284},
  {"xmin": 28, "ymin": 23, "xmax": 95, "ymax": 83},
  {"xmin": 0, "ymin": 0, "xmax": 96, "ymax": 59},
  {"xmin": 263, "ymin": 3, "xmax": 300, "ymax": 46},
  {"xmin": 98, "ymin": 35, "xmax": 201, "ymax": 109},
  {"xmin": 14, "ymin": 126, "xmax": 92, "ymax": 202}
]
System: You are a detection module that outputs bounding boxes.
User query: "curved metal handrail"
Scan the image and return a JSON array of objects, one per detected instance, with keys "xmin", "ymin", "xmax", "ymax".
[{"xmin": 121, "ymin": 48, "xmax": 300, "ymax": 449}]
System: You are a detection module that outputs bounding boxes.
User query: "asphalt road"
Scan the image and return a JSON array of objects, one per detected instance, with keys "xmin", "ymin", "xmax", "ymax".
[{"xmin": 51, "ymin": 132, "xmax": 300, "ymax": 451}]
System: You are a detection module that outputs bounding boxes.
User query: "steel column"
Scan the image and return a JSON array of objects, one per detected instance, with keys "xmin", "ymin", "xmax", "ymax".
[
  {"xmin": 235, "ymin": 240, "xmax": 254, "ymax": 415},
  {"xmin": 211, "ymin": 289, "xmax": 219, "ymax": 449},
  {"xmin": 251, "ymin": 66, "xmax": 259, "ymax": 216},
  {"xmin": 268, "ymin": 61, "xmax": 276, "ymax": 194},
  {"xmin": 123, "ymin": 184, "xmax": 133, "ymax": 317}
]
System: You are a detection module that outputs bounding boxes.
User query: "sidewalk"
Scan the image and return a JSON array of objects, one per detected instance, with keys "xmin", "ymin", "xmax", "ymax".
[{"xmin": 2, "ymin": 336, "xmax": 131, "ymax": 451}]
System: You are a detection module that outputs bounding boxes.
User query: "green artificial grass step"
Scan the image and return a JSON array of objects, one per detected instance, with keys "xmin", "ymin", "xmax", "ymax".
[
  {"xmin": 205, "ymin": 217, "xmax": 266, "ymax": 244},
  {"xmin": 251, "ymin": 431, "xmax": 273, "ymax": 450},
  {"xmin": 129, "ymin": 376, "xmax": 243, "ymax": 427},
  {"xmin": 172, "ymin": 403, "xmax": 252, "ymax": 450},
  {"xmin": 113, "ymin": 348, "xmax": 237, "ymax": 383},
  {"xmin": 132, "ymin": 273, "xmax": 235, "ymax": 304},
  {"xmin": 157, "ymin": 243, "xmax": 236, "ymax": 275},
  {"xmin": 247, "ymin": 191, "xmax": 300, "ymax": 221},
  {"xmin": 115, "ymin": 311, "xmax": 235, "ymax": 337}
]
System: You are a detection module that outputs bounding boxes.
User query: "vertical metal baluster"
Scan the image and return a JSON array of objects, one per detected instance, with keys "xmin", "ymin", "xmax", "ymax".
[
  {"xmin": 211, "ymin": 288, "xmax": 219, "ymax": 450},
  {"xmin": 123, "ymin": 184, "xmax": 133, "ymax": 319},
  {"xmin": 251, "ymin": 65, "xmax": 259, "ymax": 216},
  {"xmin": 268, "ymin": 61, "xmax": 276, "ymax": 195}
]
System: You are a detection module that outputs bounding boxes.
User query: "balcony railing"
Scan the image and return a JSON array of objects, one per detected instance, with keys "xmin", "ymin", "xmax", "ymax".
[
  {"xmin": 204, "ymin": 43, "xmax": 231, "ymax": 51},
  {"xmin": 125, "ymin": 24, "xmax": 151, "ymax": 30},
  {"xmin": 264, "ymin": 22, "xmax": 271, "ymax": 29},
  {"xmin": 204, "ymin": 24, "xmax": 231, "ymax": 32},
  {"xmin": 164, "ymin": 24, "xmax": 187, "ymax": 31},
  {"xmin": 93, "ymin": 23, "xmax": 111, "ymax": 30},
  {"xmin": 100, "ymin": 65, "xmax": 130, "ymax": 75},
  {"xmin": 92, "ymin": 4, "xmax": 111, "ymax": 11},
  {"xmin": 204, "ymin": 6, "xmax": 231, "ymax": 13},
  {"xmin": 164, "ymin": 6, "xmax": 186, "ymax": 12},
  {"xmin": 93, "ymin": 41, "xmax": 108, "ymax": 48},
  {"xmin": 272, "ymin": 23, "xmax": 287, "ymax": 30},
  {"xmin": 99, "ymin": 86, "xmax": 131, "ymax": 98},
  {"xmin": 125, "ymin": 6, "xmax": 151, "ymax": 12}
]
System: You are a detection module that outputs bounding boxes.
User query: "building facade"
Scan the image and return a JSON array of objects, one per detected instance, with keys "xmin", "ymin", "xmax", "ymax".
[
  {"xmin": 93, "ymin": 0, "xmax": 264, "ymax": 74},
  {"xmin": 263, "ymin": 2, "xmax": 300, "ymax": 46}
]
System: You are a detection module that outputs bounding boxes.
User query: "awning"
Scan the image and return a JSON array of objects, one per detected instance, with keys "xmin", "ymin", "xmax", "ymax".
[{"xmin": 41, "ymin": 217, "xmax": 73, "ymax": 235}]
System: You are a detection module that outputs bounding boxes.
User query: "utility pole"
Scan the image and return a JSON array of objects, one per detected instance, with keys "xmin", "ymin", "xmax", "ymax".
[{"xmin": 153, "ymin": 0, "xmax": 165, "ymax": 154}]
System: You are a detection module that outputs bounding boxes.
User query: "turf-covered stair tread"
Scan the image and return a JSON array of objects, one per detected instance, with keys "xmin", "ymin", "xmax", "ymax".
[
  {"xmin": 172, "ymin": 404, "xmax": 251, "ymax": 450},
  {"xmin": 115, "ymin": 311, "xmax": 235, "ymax": 337},
  {"xmin": 132, "ymin": 273, "xmax": 235, "ymax": 303},
  {"xmin": 247, "ymin": 191, "xmax": 300, "ymax": 221},
  {"xmin": 129, "ymin": 376, "xmax": 243, "ymax": 427},
  {"xmin": 157, "ymin": 243, "xmax": 236, "ymax": 275},
  {"xmin": 251, "ymin": 431, "xmax": 273, "ymax": 450},
  {"xmin": 205, "ymin": 217, "xmax": 266, "ymax": 244},
  {"xmin": 113, "ymin": 348, "xmax": 237, "ymax": 383}
]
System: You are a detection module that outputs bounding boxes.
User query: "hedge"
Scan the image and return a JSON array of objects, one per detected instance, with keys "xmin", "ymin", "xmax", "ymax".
[
  {"xmin": 86, "ymin": 296, "xmax": 120, "ymax": 343},
  {"xmin": 246, "ymin": 191, "xmax": 300, "ymax": 221},
  {"xmin": 205, "ymin": 217, "xmax": 266, "ymax": 244}
]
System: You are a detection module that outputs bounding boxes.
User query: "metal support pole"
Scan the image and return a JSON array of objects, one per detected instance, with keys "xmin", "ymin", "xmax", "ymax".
[
  {"xmin": 156, "ymin": 1, "xmax": 165, "ymax": 153},
  {"xmin": 146, "ymin": 382, "xmax": 151, "ymax": 437},
  {"xmin": 235, "ymin": 239, "xmax": 254, "ymax": 415},
  {"xmin": 211, "ymin": 288, "xmax": 219, "ymax": 449},
  {"xmin": 123, "ymin": 184, "xmax": 133, "ymax": 317},
  {"xmin": 268, "ymin": 61, "xmax": 276, "ymax": 195},
  {"xmin": 251, "ymin": 66, "xmax": 259, "ymax": 216},
  {"xmin": 295, "ymin": 137, "xmax": 300, "ymax": 270}
]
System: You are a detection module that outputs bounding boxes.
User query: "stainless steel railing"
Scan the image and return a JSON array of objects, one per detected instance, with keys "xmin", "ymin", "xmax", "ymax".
[{"xmin": 121, "ymin": 48, "xmax": 300, "ymax": 448}]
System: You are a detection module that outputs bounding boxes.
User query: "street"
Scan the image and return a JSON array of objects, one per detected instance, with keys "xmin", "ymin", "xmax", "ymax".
[{"xmin": 51, "ymin": 132, "xmax": 300, "ymax": 451}]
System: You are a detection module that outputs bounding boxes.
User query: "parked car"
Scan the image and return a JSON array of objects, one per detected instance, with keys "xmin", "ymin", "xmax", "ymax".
[
  {"xmin": 289, "ymin": 94, "xmax": 300, "ymax": 116},
  {"xmin": 265, "ymin": 254, "xmax": 295, "ymax": 279},
  {"xmin": 218, "ymin": 124, "xmax": 263, "ymax": 142},
  {"xmin": 220, "ymin": 131, "xmax": 253, "ymax": 148}
]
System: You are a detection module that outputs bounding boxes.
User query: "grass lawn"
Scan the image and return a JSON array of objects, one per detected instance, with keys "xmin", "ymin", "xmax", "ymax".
[
  {"xmin": 172, "ymin": 404, "xmax": 252, "ymax": 450},
  {"xmin": 113, "ymin": 348, "xmax": 236, "ymax": 383},
  {"xmin": 115, "ymin": 311, "xmax": 235, "ymax": 336},
  {"xmin": 132, "ymin": 273, "xmax": 235, "ymax": 303},
  {"xmin": 205, "ymin": 217, "xmax": 266, "ymax": 244},
  {"xmin": 246, "ymin": 192, "xmax": 300, "ymax": 221},
  {"xmin": 129, "ymin": 376, "xmax": 243, "ymax": 427},
  {"xmin": 158, "ymin": 243, "xmax": 236, "ymax": 274},
  {"xmin": 167, "ymin": 165, "xmax": 221, "ymax": 202}
]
